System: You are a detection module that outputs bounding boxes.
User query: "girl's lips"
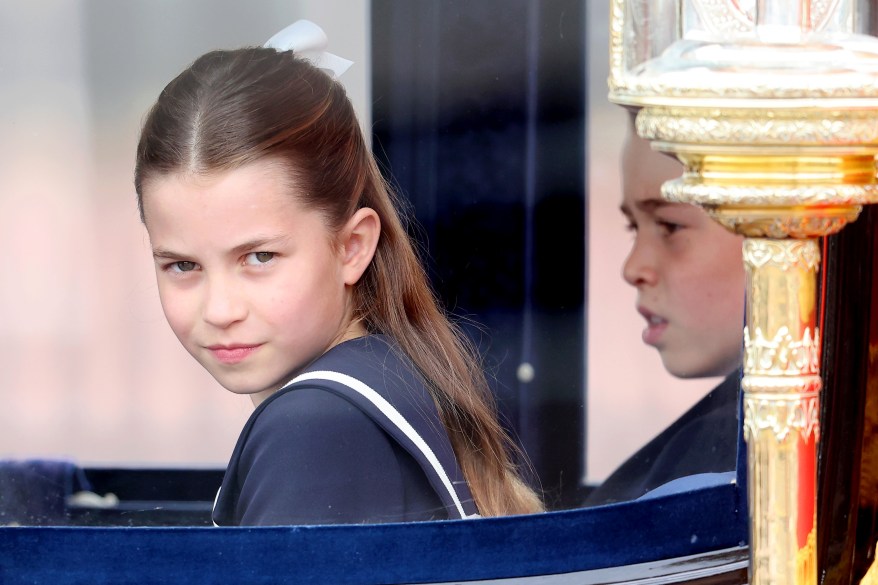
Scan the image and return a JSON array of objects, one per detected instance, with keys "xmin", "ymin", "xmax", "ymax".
[{"xmin": 208, "ymin": 344, "xmax": 261, "ymax": 364}]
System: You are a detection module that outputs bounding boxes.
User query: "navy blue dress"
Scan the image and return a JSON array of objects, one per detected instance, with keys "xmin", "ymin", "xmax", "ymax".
[{"xmin": 212, "ymin": 335, "xmax": 479, "ymax": 526}]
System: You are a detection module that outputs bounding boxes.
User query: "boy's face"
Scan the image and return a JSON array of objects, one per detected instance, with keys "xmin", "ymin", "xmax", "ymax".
[
  {"xmin": 620, "ymin": 127, "xmax": 745, "ymax": 378},
  {"xmin": 142, "ymin": 159, "xmax": 367, "ymax": 406}
]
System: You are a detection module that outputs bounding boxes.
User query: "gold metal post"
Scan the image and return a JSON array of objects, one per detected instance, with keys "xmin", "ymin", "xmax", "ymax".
[
  {"xmin": 742, "ymin": 237, "xmax": 820, "ymax": 585},
  {"xmin": 636, "ymin": 104, "xmax": 876, "ymax": 585},
  {"xmin": 608, "ymin": 1, "xmax": 878, "ymax": 584}
]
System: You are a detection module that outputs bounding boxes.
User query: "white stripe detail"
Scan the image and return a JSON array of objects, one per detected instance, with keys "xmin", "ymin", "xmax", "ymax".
[
  {"xmin": 211, "ymin": 487, "xmax": 221, "ymax": 526},
  {"xmin": 284, "ymin": 370, "xmax": 472, "ymax": 519}
]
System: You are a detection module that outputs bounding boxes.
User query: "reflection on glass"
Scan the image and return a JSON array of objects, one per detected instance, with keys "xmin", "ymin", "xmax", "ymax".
[{"xmin": 0, "ymin": 1, "xmax": 737, "ymax": 525}]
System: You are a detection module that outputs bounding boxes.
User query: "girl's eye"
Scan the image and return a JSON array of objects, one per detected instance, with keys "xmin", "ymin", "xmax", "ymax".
[
  {"xmin": 244, "ymin": 251, "xmax": 275, "ymax": 266},
  {"xmin": 169, "ymin": 261, "xmax": 198, "ymax": 273},
  {"xmin": 624, "ymin": 220, "xmax": 637, "ymax": 233}
]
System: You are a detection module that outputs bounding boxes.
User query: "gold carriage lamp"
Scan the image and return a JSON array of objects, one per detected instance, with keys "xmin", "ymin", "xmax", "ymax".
[{"xmin": 608, "ymin": 2, "xmax": 878, "ymax": 585}]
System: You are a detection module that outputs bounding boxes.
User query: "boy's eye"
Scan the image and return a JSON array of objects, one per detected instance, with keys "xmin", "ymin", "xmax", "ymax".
[
  {"xmin": 657, "ymin": 220, "xmax": 681, "ymax": 236},
  {"xmin": 244, "ymin": 251, "xmax": 275, "ymax": 265},
  {"xmin": 170, "ymin": 261, "xmax": 197, "ymax": 273}
]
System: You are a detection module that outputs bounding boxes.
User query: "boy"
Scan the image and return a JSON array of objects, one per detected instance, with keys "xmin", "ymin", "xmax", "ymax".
[{"xmin": 586, "ymin": 111, "xmax": 745, "ymax": 505}]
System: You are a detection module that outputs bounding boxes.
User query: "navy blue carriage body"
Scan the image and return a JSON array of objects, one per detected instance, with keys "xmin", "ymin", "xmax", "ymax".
[{"xmin": 212, "ymin": 335, "xmax": 479, "ymax": 525}]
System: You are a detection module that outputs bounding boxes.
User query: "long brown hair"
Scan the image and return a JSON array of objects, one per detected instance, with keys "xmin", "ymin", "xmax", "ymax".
[{"xmin": 134, "ymin": 48, "xmax": 542, "ymax": 516}]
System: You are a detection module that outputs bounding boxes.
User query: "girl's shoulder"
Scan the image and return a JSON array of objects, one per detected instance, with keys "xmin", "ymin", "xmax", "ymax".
[
  {"xmin": 268, "ymin": 334, "xmax": 478, "ymax": 520},
  {"xmin": 213, "ymin": 335, "xmax": 476, "ymax": 524},
  {"xmin": 264, "ymin": 334, "xmax": 433, "ymax": 417},
  {"xmin": 248, "ymin": 384, "xmax": 385, "ymax": 438},
  {"xmin": 217, "ymin": 385, "xmax": 425, "ymax": 525}
]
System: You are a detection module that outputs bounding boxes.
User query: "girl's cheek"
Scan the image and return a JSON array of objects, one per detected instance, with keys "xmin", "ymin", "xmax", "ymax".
[{"xmin": 159, "ymin": 290, "xmax": 195, "ymax": 328}]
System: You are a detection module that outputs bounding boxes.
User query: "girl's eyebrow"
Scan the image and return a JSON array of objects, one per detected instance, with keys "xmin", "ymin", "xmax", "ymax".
[
  {"xmin": 227, "ymin": 235, "xmax": 289, "ymax": 255},
  {"xmin": 152, "ymin": 247, "xmax": 185, "ymax": 260},
  {"xmin": 153, "ymin": 235, "xmax": 290, "ymax": 260}
]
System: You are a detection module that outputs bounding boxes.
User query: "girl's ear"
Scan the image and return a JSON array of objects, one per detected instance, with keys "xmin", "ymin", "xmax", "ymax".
[{"xmin": 340, "ymin": 207, "xmax": 380, "ymax": 285}]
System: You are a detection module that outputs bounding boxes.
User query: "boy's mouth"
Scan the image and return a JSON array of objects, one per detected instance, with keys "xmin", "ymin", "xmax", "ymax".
[{"xmin": 638, "ymin": 307, "xmax": 668, "ymax": 346}]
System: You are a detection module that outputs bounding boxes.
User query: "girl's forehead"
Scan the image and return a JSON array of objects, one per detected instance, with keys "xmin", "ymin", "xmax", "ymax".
[
  {"xmin": 143, "ymin": 167, "xmax": 314, "ymax": 233},
  {"xmin": 157, "ymin": 162, "xmax": 298, "ymax": 201},
  {"xmin": 145, "ymin": 183, "xmax": 331, "ymax": 254}
]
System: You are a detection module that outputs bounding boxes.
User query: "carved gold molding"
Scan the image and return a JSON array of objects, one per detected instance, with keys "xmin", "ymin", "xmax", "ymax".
[
  {"xmin": 709, "ymin": 211, "xmax": 858, "ymax": 239},
  {"xmin": 613, "ymin": 77, "xmax": 878, "ymax": 104},
  {"xmin": 743, "ymin": 374, "xmax": 823, "ymax": 395},
  {"xmin": 608, "ymin": 0, "xmax": 625, "ymax": 90},
  {"xmin": 742, "ymin": 240, "xmax": 821, "ymax": 272},
  {"xmin": 639, "ymin": 108, "xmax": 878, "ymax": 147},
  {"xmin": 663, "ymin": 181, "xmax": 876, "ymax": 208},
  {"xmin": 743, "ymin": 393, "xmax": 821, "ymax": 443},
  {"xmin": 744, "ymin": 326, "xmax": 821, "ymax": 375}
]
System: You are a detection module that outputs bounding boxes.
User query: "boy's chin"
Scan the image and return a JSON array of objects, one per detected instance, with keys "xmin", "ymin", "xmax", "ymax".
[{"xmin": 661, "ymin": 354, "xmax": 722, "ymax": 380}]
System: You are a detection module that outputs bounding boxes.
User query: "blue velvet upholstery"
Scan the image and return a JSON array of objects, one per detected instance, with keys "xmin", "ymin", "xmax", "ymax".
[{"xmin": 0, "ymin": 481, "xmax": 746, "ymax": 584}]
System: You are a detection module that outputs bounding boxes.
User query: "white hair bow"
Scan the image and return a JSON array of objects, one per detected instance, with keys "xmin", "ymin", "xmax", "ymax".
[{"xmin": 264, "ymin": 20, "xmax": 353, "ymax": 78}]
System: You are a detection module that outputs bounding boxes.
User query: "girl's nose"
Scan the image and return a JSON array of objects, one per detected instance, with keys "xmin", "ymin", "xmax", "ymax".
[{"xmin": 202, "ymin": 276, "xmax": 248, "ymax": 328}]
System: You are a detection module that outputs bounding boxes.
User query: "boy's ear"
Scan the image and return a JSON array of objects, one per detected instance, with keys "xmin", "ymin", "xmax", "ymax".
[{"xmin": 340, "ymin": 207, "xmax": 380, "ymax": 285}]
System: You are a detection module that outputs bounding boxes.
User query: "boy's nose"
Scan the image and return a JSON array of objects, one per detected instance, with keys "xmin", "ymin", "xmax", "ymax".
[{"xmin": 622, "ymin": 237, "xmax": 658, "ymax": 288}]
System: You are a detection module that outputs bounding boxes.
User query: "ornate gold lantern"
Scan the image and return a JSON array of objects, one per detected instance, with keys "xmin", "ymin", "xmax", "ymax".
[{"xmin": 608, "ymin": 2, "xmax": 878, "ymax": 585}]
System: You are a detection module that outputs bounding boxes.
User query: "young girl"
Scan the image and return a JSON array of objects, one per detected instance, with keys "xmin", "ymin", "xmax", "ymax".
[
  {"xmin": 134, "ymin": 34, "xmax": 542, "ymax": 525},
  {"xmin": 585, "ymin": 109, "xmax": 746, "ymax": 505}
]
